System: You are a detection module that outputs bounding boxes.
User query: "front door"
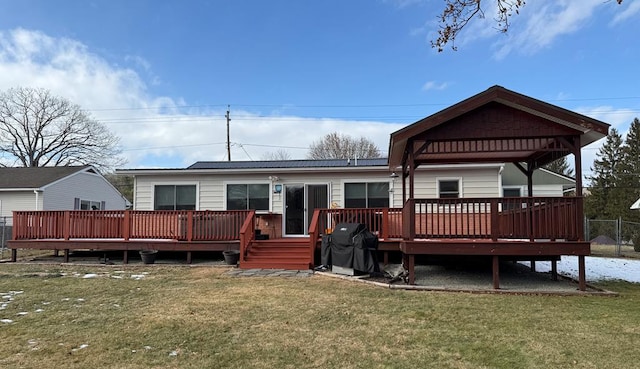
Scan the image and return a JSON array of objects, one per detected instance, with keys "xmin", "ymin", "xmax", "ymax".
[{"xmin": 284, "ymin": 184, "xmax": 328, "ymax": 236}]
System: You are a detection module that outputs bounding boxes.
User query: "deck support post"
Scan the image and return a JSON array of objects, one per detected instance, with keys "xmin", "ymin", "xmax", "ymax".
[
  {"xmin": 11, "ymin": 248, "xmax": 16, "ymax": 262},
  {"xmin": 530, "ymin": 260, "xmax": 536, "ymax": 272},
  {"xmin": 383, "ymin": 251, "xmax": 389, "ymax": 266},
  {"xmin": 405, "ymin": 254, "xmax": 415, "ymax": 285},
  {"xmin": 187, "ymin": 251, "xmax": 192, "ymax": 264},
  {"xmin": 123, "ymin": 250, "xmax": 128, "ymax": 264},
  {"xmin": 53, "ymin": 250, "xmax": 59, "ymax": 257},
  {"xmin": 551, "ymin": 260, "xmax": 558, "ymax": 281},
  {"xmin": 64, "ymin": 249, "xmax": 69, "ymax": 263},
  {"xmin": 578, "ymin": 255, "xmax": 586, "ymax": 291},
  {"xmin": 492, "ymin": 255, "xmax": 500, "ymax": 289}
]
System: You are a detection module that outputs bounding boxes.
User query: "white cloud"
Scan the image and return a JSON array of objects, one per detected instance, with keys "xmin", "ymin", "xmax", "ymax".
[
  {"xmin": 574, "ymin": 105, "xmax": 637, "ymax": 182},
  {"xmin": 611, "ymin": 1, "xmax": 640, "ymax": 25},
  {"xmin": 421, "ymin": 81, "xmax": 448, "ymax": 91},
  {"xmin": 0, "ymin": 28, "xmax": 403, "ymax": 169},
  {"xmin": 492, "ymin": 0, "xmax": 604, "ymax": 59}
]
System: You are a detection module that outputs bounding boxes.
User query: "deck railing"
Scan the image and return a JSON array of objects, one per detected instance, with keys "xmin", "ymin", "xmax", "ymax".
[
  {"xmin": 308, "ymin": 208, "xmax": 404, "ymax": 240},
  {"xmin": 239, "ymin": 210, "xmax": 256, "ymax": 263},
  {"xmin": 404, "ymin": 196, "xmax": 583, "ymax": 241},
  {"xmin": 12, "ymin": 210, "xmax": 252, "ymax": 242}
]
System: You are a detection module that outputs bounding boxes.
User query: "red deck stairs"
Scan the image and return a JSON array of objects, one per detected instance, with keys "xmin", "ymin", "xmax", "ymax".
[{"xmin": 239, "ymin": 238, "xmax": 312, "ymax": 270}]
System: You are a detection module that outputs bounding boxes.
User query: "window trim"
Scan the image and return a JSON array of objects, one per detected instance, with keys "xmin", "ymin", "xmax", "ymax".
[
  {"xmin": 151, "ymin": 182, "xmax": 199, "ymax": 211},
  {"xmin": 341, "ymin": 179, "xmax": 392, "ymax": 208},
  {"xmin": 223, "ymin": 181, "xmax": 272, "ymax": 213},
  {"xmin": 437, "ymin": 177, "xmax": 462, "ymax": 199}
]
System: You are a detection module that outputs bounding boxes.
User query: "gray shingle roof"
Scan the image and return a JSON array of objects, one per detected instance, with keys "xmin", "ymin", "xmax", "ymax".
[
  {"xmin": 187, "ymin": 158, "xmax": 389, "ymax": 170},
  {"xmin": 0, "ymin": 166, "xmax": 92, "ymax": 189}
]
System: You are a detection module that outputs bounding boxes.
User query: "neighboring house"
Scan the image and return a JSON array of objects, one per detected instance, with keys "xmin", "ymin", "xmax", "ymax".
[
  {"xmin": 0, "ymin": 166, "xmax": 130, "ymax": 225},
  {"xmin": 117, "ymin": 159, "xmax": 574, "ymax": 238},
  {"xmin": 501, "ymin": 164, "xmax": 575, "ymax": 197}
]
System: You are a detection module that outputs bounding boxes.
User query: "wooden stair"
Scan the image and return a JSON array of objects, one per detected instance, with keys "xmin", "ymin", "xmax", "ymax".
[{"xmin": 239, "ymin": 238, "xmax": 312, "ymax": 270}]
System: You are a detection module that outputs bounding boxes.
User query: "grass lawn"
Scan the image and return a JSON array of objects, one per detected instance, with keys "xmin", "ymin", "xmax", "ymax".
[
  {"xmin": 590, "ymin": 243, "xmax": 640, "ymax": 259},
  {"xmin": 0, "ymin": 264, "xmax": 639, "ymax": 369}
]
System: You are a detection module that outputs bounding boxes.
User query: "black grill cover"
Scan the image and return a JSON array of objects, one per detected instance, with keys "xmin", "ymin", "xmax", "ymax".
[{"xmin": 329, "ymin": 223, "xmax": 379, "ymax": 273}]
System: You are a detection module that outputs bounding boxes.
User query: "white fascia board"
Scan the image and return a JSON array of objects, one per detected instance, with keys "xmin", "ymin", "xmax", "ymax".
[
  {"xmin": 116, "ymin": 163, "xmax": 504, "ymax": 176},
  {"xmin": 0, "ymin": 188, "xmax": 41, "ymax": 192}
]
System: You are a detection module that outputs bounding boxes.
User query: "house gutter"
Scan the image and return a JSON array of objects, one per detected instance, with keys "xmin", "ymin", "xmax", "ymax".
[{"xmin": 116, "ymin": 163, "xmax": 504, "ymax": 176}]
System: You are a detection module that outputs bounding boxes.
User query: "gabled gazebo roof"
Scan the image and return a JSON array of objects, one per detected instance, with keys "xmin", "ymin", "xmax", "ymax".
[{"xmin": 388, "ymin": 85, "xmax": 609, "ymax": 168}]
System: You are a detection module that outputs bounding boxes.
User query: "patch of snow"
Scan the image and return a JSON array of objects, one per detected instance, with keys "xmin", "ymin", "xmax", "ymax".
[
  {"xmin": 42, "ymin": 302, "xmax": 51, "ymax": 305},
  {"xmin": 1, "ymin": 319, "xmax": 13, "ymax": 324},
  {"xmin": 61, "ymin": 298, "xmax": 70, "ymax": 301},
  {"xmin": 35, "ymin": 309, "xmax": 44, "ymax": 313},
  {"xmin": 77, "ymin": 298, "xmax": 85, "ymax": 302},
  {"xmin": 169, "ymin": 350, "xmax": 178, "ymax": 356},
  {"xmin": 72, "ymin": 344, "xmax": 89, "ymax": 351},
  {"xmin": 521, "ymin": 256, "xmax": 640, "ymax": 283},
  {"xmin": 131, "ymin": 274, "xmax": 145, "ymax": 280},
  {"xmin": 111, "ymin": 275, "xmax": 123, "ymax": 279},
  {"xmin": 144, "ymin": 346, "xmax": 152, "ymax": 350},
  {"xmin": 82, "ymin": 274, "xmax": 98, "ymax": 279},
  {"xmin": 16, "ymin": 312, "xmax": 28, "ymax": 316}
]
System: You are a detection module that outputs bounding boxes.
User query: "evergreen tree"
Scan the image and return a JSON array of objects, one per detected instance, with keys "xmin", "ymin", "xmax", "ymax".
[
  {"xmin": 543, "ymin": 156, "xmax": 574, "ymax": 177},
  {"xmin": 619, "ymin": 118, "xmax": 640, "ymax": 223},
  {"xmin": 585, "ymin": 128, "xmax": 624, "ymax": 220}
]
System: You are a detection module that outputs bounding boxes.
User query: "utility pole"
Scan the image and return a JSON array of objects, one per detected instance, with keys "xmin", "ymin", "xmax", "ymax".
[{"xmin": 225, "ymin": 105, "xmax": 231, "ymax": 161}]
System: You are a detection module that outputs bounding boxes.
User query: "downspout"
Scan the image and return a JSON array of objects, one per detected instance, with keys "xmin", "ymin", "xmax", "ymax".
[{"xmin": 33, "ymin": 190, "xmax": 40, "ymax": 211}]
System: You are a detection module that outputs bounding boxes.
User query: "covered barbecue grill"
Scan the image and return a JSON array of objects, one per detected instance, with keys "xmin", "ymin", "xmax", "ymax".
[{"xmin": 321, "ymin": 223, "xmax": 379, "ymax": 275}]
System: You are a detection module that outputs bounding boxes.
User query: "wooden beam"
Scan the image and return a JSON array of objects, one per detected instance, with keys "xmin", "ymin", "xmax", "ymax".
[
  {"xmin": 551, "ymin": 260, "xmax": 558, "ymax": 281},
  {"xmin": 408, "ymin": 254, "xmax": 415, "ymax": 285}
]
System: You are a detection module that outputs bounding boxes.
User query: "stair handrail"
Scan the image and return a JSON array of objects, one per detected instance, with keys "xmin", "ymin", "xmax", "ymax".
[
  {"xmin": 239, "ymin": 210, "xmax": 256, "ymax": 264},
  {"xmin": 307, "ymin": 209, "xmax": 322, "ymax": 267}
]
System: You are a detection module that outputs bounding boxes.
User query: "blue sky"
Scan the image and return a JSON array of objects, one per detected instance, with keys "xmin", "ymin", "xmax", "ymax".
[{"xmin": 0, "ymin": 0, "xmax": 639, "ymax": 181}]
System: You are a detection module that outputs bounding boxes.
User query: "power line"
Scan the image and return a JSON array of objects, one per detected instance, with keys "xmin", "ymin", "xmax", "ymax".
[{"xmin": 81, "ymin": 96, "xmax": 640, "ymax": 114}]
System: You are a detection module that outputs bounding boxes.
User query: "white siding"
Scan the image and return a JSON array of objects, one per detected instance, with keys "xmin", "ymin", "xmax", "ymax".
[
  {"xmin": 133, "ymin": 165, "xmax": 502, "ymax": 212},
  {"xmin": 0, "ymin": 191, "xmax": 39, "ymax": 225},
  {"xmin": 43, "ymin": 171, "xmax": 128, "ymax": 210}
]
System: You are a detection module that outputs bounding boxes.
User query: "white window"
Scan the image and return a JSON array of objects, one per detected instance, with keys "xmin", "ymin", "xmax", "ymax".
[
  {"xmin": 438, "ymin": 179, "xmax": 460, "ymax": 198},
  {"xmin": 74, "ymin": 198, "xmax": 103, "ymax": 210}
]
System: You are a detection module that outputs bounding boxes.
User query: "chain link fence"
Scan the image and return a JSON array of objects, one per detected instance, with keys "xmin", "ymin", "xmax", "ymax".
[
  {"xmin": 1, "ymin": 216, "xmax": 12, "ymax": 259},
  {"xmin": 585, "ymin": 217, "xmax": 640, "ymax": 257}
]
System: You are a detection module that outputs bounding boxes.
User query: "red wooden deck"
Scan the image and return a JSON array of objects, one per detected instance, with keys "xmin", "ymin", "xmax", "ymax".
[{"xmin": 10, "ymin": 197, "xmax": 588, "ymax": 289}]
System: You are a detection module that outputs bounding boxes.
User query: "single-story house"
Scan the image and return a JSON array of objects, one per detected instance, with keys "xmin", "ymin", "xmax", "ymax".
[
  {"xmin": 0, "ymin": 166, "xmax": 130, "ymax": 226},
  {"xmin": 8, "ymin": 86, "xmax": 609, "ymax": 290},
  {"xmin": 116, "ymin": 160, "xmax": 573, "ymax": 239}
]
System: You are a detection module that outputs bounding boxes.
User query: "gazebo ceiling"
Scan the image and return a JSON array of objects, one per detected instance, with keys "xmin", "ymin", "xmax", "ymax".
[{"xmin": 388, "ymin": 86, "xmax": 610, "ymax": 169}]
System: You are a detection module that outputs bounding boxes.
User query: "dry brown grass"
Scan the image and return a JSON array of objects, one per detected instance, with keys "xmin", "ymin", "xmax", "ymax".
[
  {"xmin": 590, "ymin": 243, "xmax": 640, "ymax": 259},
  {"xmin": 0, "ymin": 264, "xmax": 639, "ymax": 369}
]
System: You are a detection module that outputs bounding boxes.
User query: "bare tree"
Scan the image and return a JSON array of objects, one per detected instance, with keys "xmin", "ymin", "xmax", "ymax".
[
  {"xmin": 0, "ymin": 87, "xmax": 124, "ymax": 171},
  {"xmin": 432, "ymin": 0, "xmax": 624, "ymax": 52},
  {"xmin": 261, "ymin": 149, "xmax": 292, "ymax": 161},
  {"xmin": 307, "ymin": 132, "xmax": 381, "ymax": 160}
]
